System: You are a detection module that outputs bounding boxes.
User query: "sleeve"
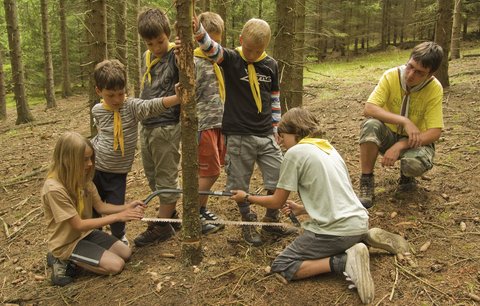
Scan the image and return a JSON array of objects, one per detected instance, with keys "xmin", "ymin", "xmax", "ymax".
[
  {"xmin": 128, "ymin": 98, "xmax": 168, "ymax": 121},
  {"xmin": 424, "ymin": 85, "xmax": 444, "ymax": 129},
  {"xmin": 44, "ymin": 189, "xmax": 78, "ymax": 223},
  {"xmin": 270, "ymin": 61, "xmax": 281, "ymax": 132},
  {"xmin": 194, "ymin": 24, "xmax": 224, "ymax": 64},
  {"xmin": 276, "ymin": 151, "xmax": 299, "ymax": 192},
  {"xmin": 366, "ymin": 71, "xmax": 391, "ymax": 108}
]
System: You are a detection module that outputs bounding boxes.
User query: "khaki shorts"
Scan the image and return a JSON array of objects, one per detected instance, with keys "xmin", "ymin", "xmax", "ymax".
[
  {"xmin": 225, "ymin": 135, "xmax": 283, "ymax": 191},
  {"xmin": 140, "ymin": 123, "xmax": 181, "ymax": 204},
  {"xmin": 359, "ymin": 118, "xmax": 435, "ymax": 177}
]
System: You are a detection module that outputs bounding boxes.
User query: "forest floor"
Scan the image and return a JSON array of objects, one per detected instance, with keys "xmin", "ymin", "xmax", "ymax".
[{"xmin": 1, "ymin": 49, "xmax": 479, "ymax": 306}]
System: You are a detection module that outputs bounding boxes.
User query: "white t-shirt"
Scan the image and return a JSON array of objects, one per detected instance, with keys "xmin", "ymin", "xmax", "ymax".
[{"xmin": 276, "ymin": 143, "xmax": 369, "ymax": 236}]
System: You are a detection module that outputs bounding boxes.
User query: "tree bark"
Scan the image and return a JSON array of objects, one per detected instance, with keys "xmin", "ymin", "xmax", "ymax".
[
  {"xmin": 291, "ymin": 0, "xmax": 305, "ymax": 108},
  {"xmin": 273, "ymin": 0, "xmax": 295, "ymax": 113},
  {"xmin": 0, "ymin": 44, "xmax": 6, "ymax": 120},
  {"xmin": 434, "ymin": 0, "xmax": 453, "ymax": 87},
  {"xmin": 450, "ymin": 0, "xmax": 463, "ymax": 59},
  {"xmin": 115, "ymin": 0, "xmax": 128, "ymax": 91},
  {"xmin": 85, "ymin": 0, "xmax": 108, "ymax": 136},
  {"xmin": 128, "ymin": 0, "xmax": 141, "ymax": 97},
  {"xmin": 214, "ymin": 0, "xmax": 227, "ymax": 46},
  {"xmin": 315, "ymin": 0, "xmax": 325, "ymax": 63},
  {"xmin": 40, "ymin": 0, "xmax": 57, "ymax": 109},
  {"xmin": 175, "ymin": 0, "xmax": 202, "ymax": 266},
  {"xmin": 381, "ymin": 0, "xmax": 388, "ymax": 50},
  {"xmin": 59, "ymin": 0, "xmax": 72, "ymax": 98},
  {"xmin": 3, "ymin": 0, "xmax": 34, "ymax": 124}
]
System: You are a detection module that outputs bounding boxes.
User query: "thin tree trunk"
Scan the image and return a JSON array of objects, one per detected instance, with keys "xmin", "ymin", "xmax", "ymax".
[
  {"xmin": 273, "ymin": 0, "xmax": 295, "ymax": 113},
  {"xmin": 128, "ymin": 0, "xmax": 141, "ymax": 97},
  {"xmin": 291, "ymin": 0, "xmax": 305, "ymax": 108},
  {"xmin": 0, "ymin": 44, "xmax": 6, "ymax": 120},
  {"xmin": 258, "ymin": 0, "xmax": 263, "ymax": 18},
  {"xmin": 434, "ymin": 0, "xmax": 453, "ymax": 87},
  {"xmin": 381, "ymin": 0, "xmax": 388, "ymax": 50},
  {"xmin": 59, "ymin": 0, "xmax": 72, "ymax": 97},
  {"xmin": 214, "ymin": 0, "xmax": 227, "ymax": 48},
  {"xmin": 115, "ymin": 0, "xmax": 128, "ymax": 91},
  {"xmin": 175, "ymin": 0, "xmax": 202, "ymax": 266},
  {"xmin": 85, "ymin": 0, "xmax": 108, "ymax": 136},
  {"xmin": 462, "ymin": 13, "xmax": 468, "ymax": 39},
  {"xmin": 316, "ymin": 0, "xmax": 325, "ymax": 62},
  {"xmin": 41, "ymin": 0, "xmax": 57, "ymax": 109},
  {"xmin": 450, "ymin": 0, "xmax": 462, "ymax": 59},
  {"xmin": 3, "ymin": 0, "xmax": 34, "ymax": 124},
  {"xmin": 400, "ymin": 0, "xmax": 407, "ymax": 44}
]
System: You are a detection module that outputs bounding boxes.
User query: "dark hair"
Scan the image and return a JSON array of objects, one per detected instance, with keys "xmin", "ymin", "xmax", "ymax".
[
  {"xmin": 93, "ymin": 59, "xmax": 126, "ymax": 91},
  {"xmin": 410, "ymin": 42, "xmax": 444, "ymax": 74},
  {"xmin": 278, "ymin": 107, "xmax": 324, "ymax": 141},
  {"xmin": 138, "ymin": 8, "xmax": 171, "ymax": 39}
]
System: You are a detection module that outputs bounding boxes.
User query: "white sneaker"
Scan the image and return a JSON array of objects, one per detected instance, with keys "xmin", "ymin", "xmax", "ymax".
[
  {"xmin": 345, "ymin": 243, "xmax": 374, "ymax": 304},
  {"xmin": 366, "ymin": 228, "xmax": 409, "ymax": 254},
  {"xmin": 120, "ymin": 235, "xmax": 130, "ymax": 247}
]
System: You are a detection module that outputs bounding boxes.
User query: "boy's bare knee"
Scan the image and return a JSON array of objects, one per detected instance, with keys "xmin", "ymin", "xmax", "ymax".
[{"xmin": 104, "ymin": 257, "xmax": 125, "ymax": 275}]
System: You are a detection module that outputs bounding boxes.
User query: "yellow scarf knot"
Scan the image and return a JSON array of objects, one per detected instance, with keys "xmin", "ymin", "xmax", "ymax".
[
  {"xmin": 141, "ymin": 43, "xmax": 175, "ymax": 90},
  {"xmin": 236, "ymin": 47, "xmax": 267, "ymax": 113},
  {"xmin": 194, "ymin": 48, "xmax": 226, "ymax": 103},
  {"xmin": 298, "ymin": 138, "xmax": 333, "ymax": 154}
]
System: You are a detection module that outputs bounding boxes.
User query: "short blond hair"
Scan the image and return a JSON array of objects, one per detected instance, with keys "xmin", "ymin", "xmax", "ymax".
[
  {"xmin": 241, "ymin": 18, "xmax": 271, "ymax": 48},
  {"xmin": 198, "ymin": 12, "xmax": 224, "ymax": 36}
]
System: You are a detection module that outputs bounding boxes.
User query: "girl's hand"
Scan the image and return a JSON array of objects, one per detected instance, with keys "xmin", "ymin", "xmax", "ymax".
[
  {"xmin": 230, "ymin": 190, "xmax": 247, "ymax": 203},
  {"xmin": 125, "ymin": 200, "xmax": 146, "ymax": 211},
  {"xmin": 117, "ymin": 206, "xmax": 144, "ymax": 222}
]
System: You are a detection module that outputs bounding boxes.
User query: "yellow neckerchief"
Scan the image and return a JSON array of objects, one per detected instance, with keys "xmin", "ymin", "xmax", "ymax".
[
  {"xmin": 298, "ymin": 137, "xmax": 334, "ymax": 154},
  {"xmin": 235, "ymin": 47, "xmax": 267, "ymax": 113},
  {"xmin": 102, "ymin": 99, "xmax": 125, "ymax": 157},
  {"xmin": 194, "ymin": 48, "xmax": 226, "ymax": 103},
  {"xmin": 141, "ymin": 43, "xmax": 175, "ymax": 90},
  {"xmin": 47, "ymin": 173, "xmax": 84, "ymax": 217}
]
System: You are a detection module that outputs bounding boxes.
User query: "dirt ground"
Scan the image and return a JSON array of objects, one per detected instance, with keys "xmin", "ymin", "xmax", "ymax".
[{"xmin": 1, "ymin": 53, "xmax": 479, "ymax": 306}]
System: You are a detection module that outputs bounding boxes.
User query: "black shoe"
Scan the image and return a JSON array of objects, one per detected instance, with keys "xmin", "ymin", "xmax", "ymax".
[
  {"xmin": 261, "ymin": 216, "xmax": 298, "ymax": 237},
  {"xmin": 358, "ymin": 175, "xmax": 375, "ymax": 208},
  {"xmin": 200, "ymin": 209, "xmax": 225, "ymax": 235},
  {"xmin": 241, "ymin": 213, "xmax": 263, "ymax": 246},
  {"xmin": 133, "ymin": 222, "xmax": 175, "ymax": 247},
  {"xmin": 51, "ymin": 258, "xmax": 74, "ymax": 286},
  {"xmin": 170, "ymin": 210, "xmax": 182, "ymax": 232},
  {"xmin": 397, "ymin": 174, "xmax": 417, "ymax": 192}
]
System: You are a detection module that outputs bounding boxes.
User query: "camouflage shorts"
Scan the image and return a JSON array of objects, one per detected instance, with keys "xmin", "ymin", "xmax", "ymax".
[{"xmin": 359, "ymin": 118, "xmax": 435, "ymax": 177}]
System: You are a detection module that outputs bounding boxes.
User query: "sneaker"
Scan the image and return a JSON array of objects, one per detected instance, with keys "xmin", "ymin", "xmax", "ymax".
[
  {"xmin": 171, "ymin": 210, "xmax": 182, "ymax": 232},
  {"xmin": 241, "ymin": 213, "xmax": 263, "ymax": 246},
  {"xmin": 120, "ymin": 235, "xmax": 130, "ymax": 247},
  {"xmin": 366, "ymin": 228, "xmax": 409, "ymax": 254},
  {"xmin": 344, "ymin": 243, "xmax": 375, "ymax": 304},
  {"xmin": 200, "ymin": 209, "xmax": 225, "ymax": 235},
  {"xmin": 397, "ymin": 174, "xmax": 417, "ymax": 192},
  {"xmin": 261, "ymin": 216, "xmax": 298, "ymax": 237},
  {"xmin": 133, "ymin": 222, "xmax": 175, "ymax": 247},
  {"xmin": 51, "ymin": 258, "xmax": 74, "ymax": 286},
  {"xmin": 47, "ymin": 253, "xmax": 77, "ymax": 277},
  {"xmin": 46, "ymin": 252, "xmax": 55, "ymax": 267},
  {"xmin": 359, "ymin": 175, "xmax": 375, "ymax": 209}
]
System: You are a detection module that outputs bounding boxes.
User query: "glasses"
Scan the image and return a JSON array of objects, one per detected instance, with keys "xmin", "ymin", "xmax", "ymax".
[{"xmin": 405, "ymin": 62, "xmax": 429, "ymax": 78}]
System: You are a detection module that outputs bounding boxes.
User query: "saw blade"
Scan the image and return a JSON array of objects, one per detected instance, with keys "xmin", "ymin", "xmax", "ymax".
[{"xmin": 142, "ymin": 217, "xmax": 291, "ymax": 227}]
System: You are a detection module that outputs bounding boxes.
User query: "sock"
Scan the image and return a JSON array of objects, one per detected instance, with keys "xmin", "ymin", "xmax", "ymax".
[
  {"xmin": 199, "ymin": 206, "xmax": 206, "ymax": 214},
  {"xmin": 361, "ymin": 173, "xmax": 374, "ymax": 177},
  {"xmin": 265, "ymin": 208, "xmax": 279, "ymax": 219},
  {"xmin": 238, "ymin": 201, "xmax": 250, "ymax": 218},
  {"xmin": 329, "ymin": 254, "xmax": 347, "ymax": 275}
]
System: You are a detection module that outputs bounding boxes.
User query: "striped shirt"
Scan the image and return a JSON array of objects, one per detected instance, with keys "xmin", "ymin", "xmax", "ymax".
[{"xmin": 91, "ymin": 97, "xmax": 167, "ymax": 173}]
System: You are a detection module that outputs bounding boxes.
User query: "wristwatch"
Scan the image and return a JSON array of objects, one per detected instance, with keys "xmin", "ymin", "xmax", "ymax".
[{"xmin": 244, "ymin": 193, "xmax": 250, "ymax": 203}]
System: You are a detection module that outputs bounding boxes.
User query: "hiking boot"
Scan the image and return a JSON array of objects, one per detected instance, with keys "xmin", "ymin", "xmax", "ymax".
[
  {"xmin": 358, "ymin": 175, "xmax": 375, "ymax": 209},
  {"xmin": 200, "ymin": 209, "xmax": 224, "ymax": 235},
  {"xmin": 170, "ymin": 210, "xmax": 182, "ymax": 232},
  {"xmin": 133, "ymin": 222, "xmax": 175, "ymax": 247},
  {"xmin": 344, "ymin": 243, "xmax": 375, "ymax": 304},
  {"xmin": 51, "ymin": 258, "xmax": 74, "ymax": 286},
  {"xmin": 47, "ymin": 252, "xmax": 55, "ymax": 267},
  {"xmin": 120, "ymin": 235, "xmax": 130, "ymax": 247},
  {"xmin": 365, "ymin": 228, "xmax": 409, "ymax": 254},
  {"xmin": 47, "ymin": 253, "xmax": 77, "ymax": 277},
  {"xmin": 261, "ymin": 216, "xmax": 298, "ymax": 237},
  {"xmin": 241, "ymin": 213, "xmax": 263, "ymax": 246},
  {"xmin": 397, "ymin": 174, "xmax": 417, "ymax": 192}
]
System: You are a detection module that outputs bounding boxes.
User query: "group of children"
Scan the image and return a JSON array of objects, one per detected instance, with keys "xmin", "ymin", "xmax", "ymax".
[{"xmin": 41, "ymin": 7, "xmax": 411, "ymax": 304}]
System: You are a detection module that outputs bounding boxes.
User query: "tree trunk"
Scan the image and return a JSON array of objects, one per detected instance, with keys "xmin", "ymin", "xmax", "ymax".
[
  {"xmin": 291, "ymin": 0, "xmax": 305, "ymax": 108},
  {"xmin": 316, "ymin": 0, "xmax": 325, "ymax": 63},
  {"xmin": 59, "ymin": 0, "xmax": 72, "ymax": 98},
  {"xmin": 273, "ymin": 0, "xmax": 295, "ymax": 113},
  {"xmin": 85, "ymin": 0, "xmax": 108, "ymax": 136},
  {"xmin": 115, "ymin": 0, "xmax": 128, "ymax": 91},
  {"xmin": 3, "ymin": 0, "xmax": 34, "ymax": 124},
  {"xmin": 462, "ymin": 13, "xmax": 468, "ymax": 39},
  {"xmin": 434, "ymin": 0, "xmax": 453, "ymax": 88},
  {"xmin": 40, "ymin": 0, "xmax": 57, "ymax": 109},
  {"xmin": 128, "ymin": 0, "xmax": 141, "ymax": 97},
  {"xmin": 450, "ymin": 0, "xmax": 462, "ymax": 59},
  {"xmin": 258, "ymin": 0, "xmax": 263, "ymax": 18},
  {"xmin": 175, "ymin": 0, "xmax": 202, "ymax": 266},
  {"xmin": 400, "ymin": 0, "xmax": 407, "ymax": 44},
  {"xmin": 0, "ymin": 44, "xmax": 6, "ymax": 120},
  {"xmin": 381, "ymin": 0, "xmax": 388, "ymax": 50},
  {"xmin": 214, "ymin": 0, "xmax": 227, "ymax": 48}
]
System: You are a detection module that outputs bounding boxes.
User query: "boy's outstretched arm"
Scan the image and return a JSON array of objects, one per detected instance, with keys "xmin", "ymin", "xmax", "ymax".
[
  {"xmin": 230, "ymin": 189, "xmax": 290, "ymax": 210},
  {"xmin": 193, "ymin": 23, "xmax": 224, "ymax": 64}
]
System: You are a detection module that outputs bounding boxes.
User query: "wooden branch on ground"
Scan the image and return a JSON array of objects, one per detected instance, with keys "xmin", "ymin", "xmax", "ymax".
[
  {"xmin": 0, "ymin": 120, "xmax": 60, "ymax": 134},
  {"xmin": 7, "ymin": 211, "xmax": 43, "ymax": 241},
  {"xmin": 1, "ymin": 166, "xmax": 48, "ymax": 187},
  {"xmin": 389, "ymin": 256, "xmax": 399, "ymax": 301},
  {"xmin": 395, "ymin": 263, "xmax": 448, "ymax": 297}
]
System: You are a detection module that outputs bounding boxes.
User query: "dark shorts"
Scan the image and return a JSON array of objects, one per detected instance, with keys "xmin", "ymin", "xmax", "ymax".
[{"xmin": 70, "ymin": 230, "xmax": 118, "ymax": 266}]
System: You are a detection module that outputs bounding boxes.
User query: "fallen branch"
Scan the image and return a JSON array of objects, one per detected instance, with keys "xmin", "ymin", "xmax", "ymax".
[
  {"xmin": 395, "ymin": 263, "xmax": 447, "ymax": 296},
  {"xmin": 17, "ymin": 206, "xmax": 42, "ymax": 224},
  {"xmin": 7, "ymin": 211, "xmax": 43, "ymax": 240},
  {"xmin": 450, "ymin": 256, "xmax": 480, "ymax": 266},
  {"xmin": 0, "ymin": 120, "xmax": 60, "ymax": 134},
  {"xmin": 375, "ymin": 294, "xmax": 390, "ymax": 306},
  {"xmin": 467, "ymin": 292, "xmax": 480, "ymax": 302},
  {"xmin": 458, "ymin": 162, "xmax": 480, "ymax": 174},
  {"xmin": 2, "ymin": 166, "xmax": 48, "ymax": 186},
  {"xmin": 389, "ymin": 256, "xmax": 399, "ymax": 301},
  {"xmin": 0, "ymin": 217, "xmax": 10, "ymax": 237},
  {"xmin": 211, "ymin": 266, "xmax": 241, "ymax": 279}
]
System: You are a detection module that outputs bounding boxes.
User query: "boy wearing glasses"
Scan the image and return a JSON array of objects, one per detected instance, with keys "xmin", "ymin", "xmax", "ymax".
[{"xmin": 358, "ymin": 42, "xmax": 444, "ymax": 208}]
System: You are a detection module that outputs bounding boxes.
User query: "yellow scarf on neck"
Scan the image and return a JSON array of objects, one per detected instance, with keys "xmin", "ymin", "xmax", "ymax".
[
  {"xmin": 194, "ymin": 48, "xmax": 226, "ymax": 103},
  {"xmin": 298, "ymin": 138, "xmax": 333, "ymax": 154},
  {"xmin": 141, "ymin": 43, "xmax": 175, "ymax": 90},
  {"xmin": 235, "ymin": 47, "xmax": 267, "ymax": 113},
  {"xmin": 47, "ymin": 173, "xmax": 84, "ymax": 217},
  {"xmin": 102, "ymin": 99, "xmax": 125, "ymax": 157}
]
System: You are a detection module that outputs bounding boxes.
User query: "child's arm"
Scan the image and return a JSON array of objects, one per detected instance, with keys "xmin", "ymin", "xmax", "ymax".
[
  {"xmin": 131, "ymin": 93, "xmax": 180, "ymax": 121},
  {"xmin": 271, "ymin": 91, "xmax": 281, "ymax": 136},
  {"xmin": 230, "ymin": 189, "xmax": 290, "ymax": 210},
  {"xmin": 193, "ymin": 23, "xmax": 224, "ymax": 64}
]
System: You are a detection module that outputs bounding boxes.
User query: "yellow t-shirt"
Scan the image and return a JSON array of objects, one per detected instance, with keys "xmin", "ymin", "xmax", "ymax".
[
  {"xmin": 41, "ymin": 179, "xmax": 98, "ymax": 260},
  {"xmin": 367, "ymin": 67, "xmax": 444, "ymax": 135}
]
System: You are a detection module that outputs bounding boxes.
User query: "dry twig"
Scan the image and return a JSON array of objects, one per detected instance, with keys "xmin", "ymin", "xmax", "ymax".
[{"xmin": 389, "ymin": 256, "xmax": 399, "ymax": 301}]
